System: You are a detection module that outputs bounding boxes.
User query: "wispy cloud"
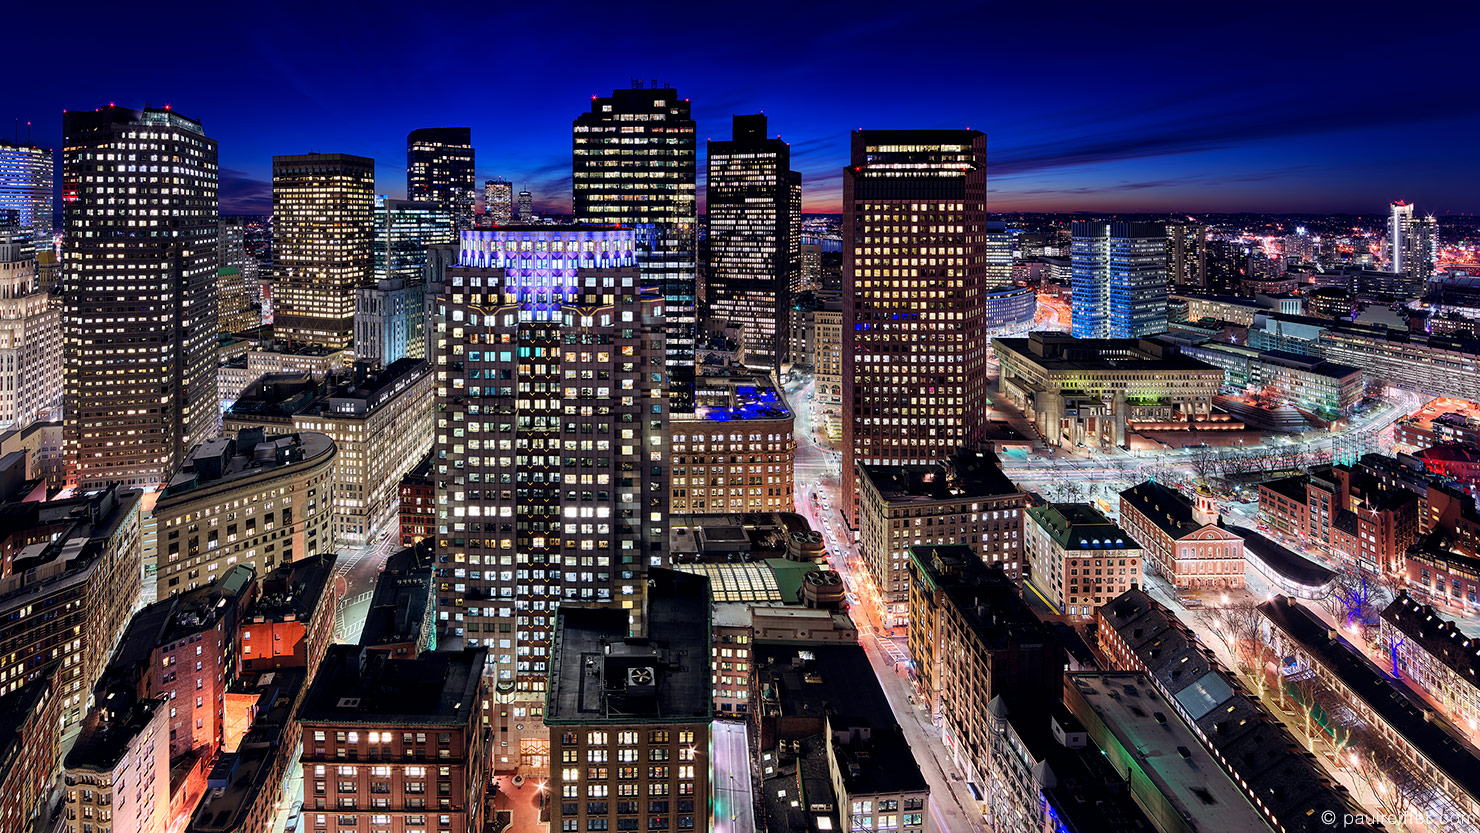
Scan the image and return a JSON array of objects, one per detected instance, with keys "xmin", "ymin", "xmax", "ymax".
[{"xmin": 220, "ymin": 168, "xmax": 271, "ymax": 215}]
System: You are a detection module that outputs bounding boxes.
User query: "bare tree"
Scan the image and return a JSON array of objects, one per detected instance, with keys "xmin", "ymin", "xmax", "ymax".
[{"xmin": 1209, "ymin": 601, "xmax": 1276, "ymax": 697}]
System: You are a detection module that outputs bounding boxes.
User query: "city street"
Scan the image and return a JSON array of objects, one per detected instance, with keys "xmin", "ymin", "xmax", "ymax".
[
  {"xmin": 713, "ymin": 721, "xmax": 757, "ymax": 833},
  {"xmin": 332, "ymin": 524, "xmax": 402, "ymax": 643},
  {"xmin": 785, "ymin": 375, "xmax": 987, "ymax": 833}
]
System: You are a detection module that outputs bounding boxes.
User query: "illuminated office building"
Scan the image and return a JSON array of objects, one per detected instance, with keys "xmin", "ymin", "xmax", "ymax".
[
  {"xmin": 1166, "ymin": 221, "xmax": 1207, "ymax": 287},
  {"xmin": 518, "ymin": 187, "xmax": 533, "ymax": 222},
  {"xmin": 1389, "ymin": 200, "xmax": 1437, "ymax": 280},
  {"xmin": 484, "ymin": 178, "xmax": 513, "ymax": 225},
  {"xmin": 841, "ymin": 130, "xmax": 989, "ymax": 526},
  {"xmin": 406, "ymin": 127, "xmax": 475, "ymax": 232},
  {"xmin": 373, "ymin": 195, "xmax": 456, "ymax": 282},
  {"xmin": 573, "ymin": 85, "xmax": 697, "ymax": 410},
  {"xmin": 1070, "ymin": 220, "xmax": 1168, "ymax": 339},
  {"xmin": 705, "ymin": 114, "xmax": 801, "ymax": 371},
  {"xmin": 984, "ymin": 219, "xmax": 1011, "ymax": 289},
  {"xmin": 434, "ymin": 227, "xmax": 668, "ymax": 757},
  {"xmin": 272, "ymin": 153, "xmax": 375, "ymax": 349},
  {"xmin": 0, "ymin": 218, "xmax": 61, "ymax": 430},
  {"xmin": 217, "ymin": 217, "xmax": 260, "ymax": 334},
  {"xmin": 63, "ymin": 105, "xmax": 220, "ymax": 489},
  {"xmin": 0, "ymin": 141, "xmax": 51, "ymax": 256}
]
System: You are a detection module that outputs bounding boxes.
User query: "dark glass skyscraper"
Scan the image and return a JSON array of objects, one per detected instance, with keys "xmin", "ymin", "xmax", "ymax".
[
  {"xmin": 573, "ymin": 85, "xmax": 697, "ymax": 409},
  {"xmin": 63, "ymin": 105, "xmax": 219, "ymax": 489},
  {"xmin": 705, "ymin": 114, "xmax": 800, "ymax": 371},
  {"xmin": 407, "ymin": 127, "xmax": 476, "ymax": 232},
  {"xmin": 841, "ymin": 130, "xmax": 989, "ymax": 526}
]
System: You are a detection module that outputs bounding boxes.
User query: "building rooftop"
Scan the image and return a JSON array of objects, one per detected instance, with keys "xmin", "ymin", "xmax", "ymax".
[
  {"xmin": 668, "ymin": 512, "xmax": 819, "ymax": 563},
  {"xmin": 297, "ymin": 645, "xmax": 485, "ymax": 726},
  {"xmin": 993, "ymin": 333, "xmax": 1222, "ymax": 374},
  {"xmin": 1119, "ymin": 480, "xmax": 1215, "ymax": 541},
  {"xmin": 1067, "ymin": 673, "xmax": 1272, "ymax": 833},
  {"xmin": 754, "ymin": 643, "xmax": 927, "ymax": 796},
  {"xmin": 1028, "ymin": 502, "xmax": 1137, "ymax": 552},
  {"xmin": 0, "ymin": 486, "xmax": 140, "ymax": 606},
  {"xmin": 759, "ymin": 732, "xmax": 840, "ymax": 833},
  {"xmin": 162, "ymin": 430, "xmax": 333, "ymax": 498},
  {"xmin": 187, "ymin": 669, "xmax": 304, "ymax": 833},
  {"xmin": 358, "ymin": 541, "xmax": 435, "ymax": 651},
  {"xmin": 100, "ymin": 564, "xmax": 255, "ymax": 691},
  {"xmin": 322, "ymin": 358, "xmax": 429, "ymax": 415},
  {"xmin": 1100, "ymin": 589, "xmax": 1370, "ymax": 832},
  {"xmin": 249, "ymin": 553, "xmax": 337, "ymax": 624},
  {"xmin": 1260, "ymin": 474, "xmax": 1309, "ymax": 503},
  {"xmin": 1261, "ymin": 595, "xmax": 1480, "ymax": 803},
  {"xmin": 223, "ymin": 373, "xmax": 323, "ymax": 420},
  {"xmin": 1382, "ymin": 591, "xmax": 1480, "ymax": 690},
  {"xmin": 1228, "ymin": 525, "xmax": 1334, "ymax": 590},
  {"xmin": 682, "ymin": 372, "xmax": 791, "ymax": 423},
  {"xmin": 63, "ymin": 685, "xmax": 163, "ymax": 773},
  {"xmin": 547, "ymin": 569, "xmax": 710, "ymax": 724},
  {"xmin": 860, "ymin": 449, "xmax": 1020, "ymax": 504}
]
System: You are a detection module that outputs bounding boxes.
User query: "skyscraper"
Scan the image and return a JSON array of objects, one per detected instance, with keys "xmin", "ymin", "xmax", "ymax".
[
  {"xmin": 705, "ymin": 114, "xmax": 801, "ymax": 371},
  {"xmin": 1166, "ymin": 220, "xmax": 1207, "ymax": 287},
  {"xmin": 0, "ymin": 141, "xmax": 52, "ymax": 256},
  {"xmin": 841, "ymin": 130, "xmax": 989, "ymax": 526},
  {"xmin": 1389, "ymin": 200, "xmax": 1437, "ymax": 279},
  {"xmin": 573, "ymin": 84, "xmax": 697, "ymax": 409},
  {"xmin": 985, "ymin": 219, "xmax": 1011, "ymax": 289},
  {"xmin": 406, "ymin": 127, "xmax": 475, "ymax": 231},
  {"xmin": 63, "ymin": 105, "xmax": 219, "ymax": 489},
  {"xmin": 1070, "ymin": 220, "xmax": 1168, "ymax": 339},
  {"xmin": 434, "ymin": 226, "xmax": 668, "ymax": 721},
  {"xmin": 272, "ymin": 153, "xmax": 375, "ymax": 349},
  {"xmin": 517, "ymin": 186, "xmax": 533, "ymax": 222},
  {"xmin": 483, "ymin": 178, "xmax": 513, "ymax": 225},
  {"xmin": 373, "ymin": 195, "xmax": 456, "ymax": 282},
  {"xmin": 0, "ymin": 216, "xmax": 61, "ymax": 430},
  {"xmin": 217, "ymin": 218, "xmax": 260, "ymax": 334}
]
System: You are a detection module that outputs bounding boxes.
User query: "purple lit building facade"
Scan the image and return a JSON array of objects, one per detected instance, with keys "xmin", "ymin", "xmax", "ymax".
[{"xmin": 434, "ymin": 226, "xmax": 668, "ymax": 774}]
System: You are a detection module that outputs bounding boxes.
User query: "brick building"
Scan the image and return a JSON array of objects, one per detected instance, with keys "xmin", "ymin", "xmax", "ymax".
[
  {"xmin": 1118, "ymin": 480, "xmax": 1244, "ymax": 590},
  {"xmin": 1259, "ymin": 459, "xmax": 1421, "ymax": 573}
]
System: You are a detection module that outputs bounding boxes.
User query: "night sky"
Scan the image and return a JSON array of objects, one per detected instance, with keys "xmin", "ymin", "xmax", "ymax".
[{"xmin": 13, "ymin": 1, "xmax": 1480, "ymax": 216}]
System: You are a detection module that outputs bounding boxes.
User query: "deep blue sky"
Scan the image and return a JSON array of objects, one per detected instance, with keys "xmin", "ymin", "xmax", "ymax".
[{"xmin": 12, "ymin": 1, "xmax": 1480, "ymax": 216}]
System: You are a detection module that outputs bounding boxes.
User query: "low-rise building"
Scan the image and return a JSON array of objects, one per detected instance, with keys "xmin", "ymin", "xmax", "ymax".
[
  {"xmin": 859, "ymin": 449, "xmax": 1027, "ymax": 630},
  {"xmin": 63, "ymin": 686, "xmax": 170, "ymax": 833},
  {"xmin": 1118, "ymin": 480, "xmax": 1244, "ymax": 590},
  {"xmin": 297, "ymin": 646, "xmax": 489, "ymax": 833},
  {"xmin": 1378, "ymin": 591, "xmax": 1480, "ymax": 736},
  {"xmin": 397, "ymin": 451, "xmax": 434, "ymax": 546},
  {"xmin": 670, "ymin": 372, "xmax": 794, "ymax": 514},
  {"xmin": 1261, "ymin": 595, "xmax": 1480, "ymax": 830},
  {"xmin": 357, "ymin": 542, "xmax": 435, "ymax": 659},
  {"xmin": 993, "ymin": 333, "xmax": 1224, "ymax": 449},
  {"xmin": 1026, "ymin": 502, "xmax": 1143, "ymax": 619},
  {"xmin": 547, "ymin": 570, "xmax": 711, "ymax": 833},
  {"xmin": 99, "ymin": 564, "xmax": 256, "ymax": 762},
  {"xmin": 186, "ymin": 669, "xmax": 305, "ymax": 833},
  {"xmin": 753, "ymin": 644, "xmax": 929, "ymax": 833},
  {"xmin": 903, "ymin": 549, "xmax": 1061, "ymax": 817},
  {"xmin": 238, "ymin": 553, "xmax": 338, "ymax": 677},
  {"xmin": 292, "ymin": 359, "xmax": 434, "ymax": 543},
  {"xmin": 1258, "ymin": 458, "xmax": 1421, "ymax": 573},
  {"xmin": 1097, "ymin": 588, "xmax": 1371, "ymax": 833},
  {"xmin": 153, "ymin": 430, "xmax": 336, "ymax": 598}
]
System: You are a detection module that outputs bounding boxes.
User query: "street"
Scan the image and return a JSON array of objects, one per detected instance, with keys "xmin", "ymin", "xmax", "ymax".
[{"xmin": 785, "ymin": 374, "xmax": 987, "ymax": 833}]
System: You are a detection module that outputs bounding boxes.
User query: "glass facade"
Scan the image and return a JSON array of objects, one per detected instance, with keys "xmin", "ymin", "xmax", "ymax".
[
  {"xmin": 407, "ymin": 127, "xmax": 475, "ymax": 232},
  {"xmin": 1071, "ymin": 220, "xmax": 1168, "ymax": 339}
]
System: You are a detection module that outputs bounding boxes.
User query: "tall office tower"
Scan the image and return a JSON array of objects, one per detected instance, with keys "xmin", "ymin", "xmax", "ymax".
[
  {"xmin": 272, "ymin": 153, "xmax": 375, "ymax": 349},
  {"xmin": 406, "ymin": 127, "xmax": 475, "ymax": 231},
  {"xmin": 63, "ymin": 105, "xmax": 220, "ymax": 490},
  {"xmin": 789, "ymin": 171, "xmax": 803, "ymax": 296},
  {"xmin": 705, "ymin": 114, "xmax": 801, "ymax": 371},
  {"xmin": 0, "ymin": 217, "xmax": 61, "ymax": 429},
  {"xmin": 841, "ymin": 130, "xmax": 989, "ymax": 527},
  {"xmin": 985, "ymin": 219, "xmax": 1012, "ymax": 289},
  {"xmin": 217, "ymin": 217, "xmax": 260, "ymax": 334},
  {"xmin": 484, "ymin": 178, "xmax": 513, "ymax": 225},
  {"xmin": 218, "ymin": 216, "xmax": 260, "ymax": 290},
  {"xmin": 1166, "ymin": 220, "xmax": 1207, "ymax": 287},
  {"xmin": 798, "ymin": 243, "xmax": 822, "ymax": 292},
  {"xmin": 1390, "ymin": 201, "xmax": 1438, "ymax": 280},
  {"xmin": 573, "ymin": 85, "xmax": 698, "ymax": 410},
  {"xmin": 0, "ymin": 141, "xmax": 52, "ymax": 256},
  {"xmin": 1070, "ymin": 220, "xmax": 1168, "ymax": 339},
  {"xmin": 373, "ymin": 195, "xmax": 456, "ymax": 282},
  {"xmin": 517, "ymin": 186, "xmax": 533, "ymax": 222},
  {"xmin": 1283, "ymin": 226, "xmax": 1317, "ymax": 266},
  {"xmin": 434, "ymin": 227, "xmax": 668, "ymax": 724}
]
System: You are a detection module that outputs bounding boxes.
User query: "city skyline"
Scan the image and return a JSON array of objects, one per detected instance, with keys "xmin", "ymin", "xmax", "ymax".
[{"xmin": 8, "ymin": 2, "xmax": 1480, "ymax": 217}]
